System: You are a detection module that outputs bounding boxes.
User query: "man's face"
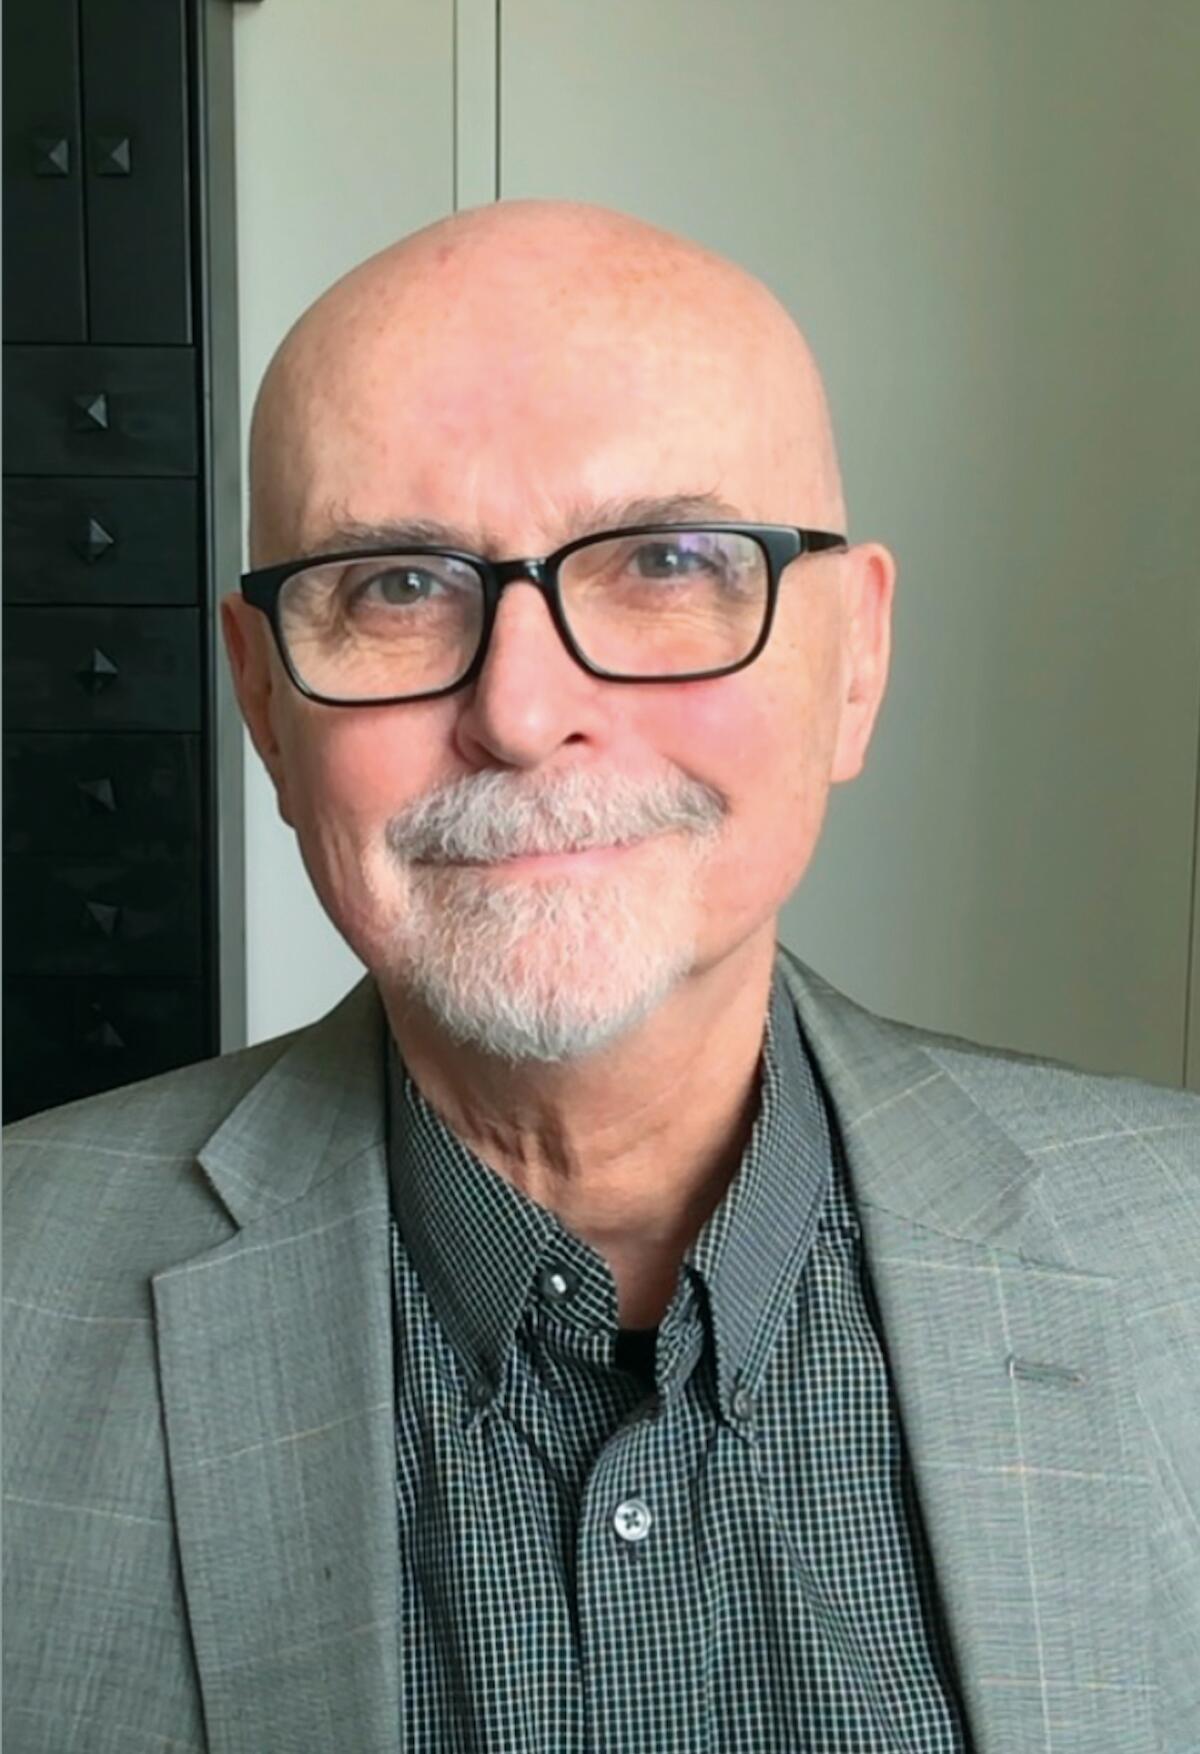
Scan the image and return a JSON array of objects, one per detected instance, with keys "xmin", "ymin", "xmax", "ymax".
[{"xmin": 225, "ymin": 224, "xmax": 893, "ymax": 1064}]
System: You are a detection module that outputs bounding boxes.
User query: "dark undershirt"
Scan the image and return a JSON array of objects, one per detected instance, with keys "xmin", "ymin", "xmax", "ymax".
[{"xmin": 614, "ymin": 1326, "xmax": 658, "ymax": 1393}]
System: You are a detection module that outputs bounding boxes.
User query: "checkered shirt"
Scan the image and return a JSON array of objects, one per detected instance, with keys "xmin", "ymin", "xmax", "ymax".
[{"xmin": 385, "ymin": 954, "xmax": 976, "ymax": 1750}]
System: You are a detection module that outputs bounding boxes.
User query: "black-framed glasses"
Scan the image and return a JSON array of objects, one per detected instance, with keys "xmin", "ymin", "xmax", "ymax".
[{"xmin": 239, "ymin": 522, "xmax": 848, "ymax": 707}]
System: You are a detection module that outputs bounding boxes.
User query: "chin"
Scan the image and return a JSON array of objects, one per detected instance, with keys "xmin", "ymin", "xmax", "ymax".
[{"xmin": 373, "ymin": 858, "xmax": 706, "ymax": 1064}]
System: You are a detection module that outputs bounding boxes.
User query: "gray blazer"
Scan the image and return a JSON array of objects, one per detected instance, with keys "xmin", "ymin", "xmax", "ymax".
[{"xmin": 4, "ymin": 945, "xmax": 1199, "ymax": 1753}]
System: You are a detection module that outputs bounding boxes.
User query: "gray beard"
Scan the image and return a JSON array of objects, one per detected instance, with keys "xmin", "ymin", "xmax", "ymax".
[
  {"xmin": 387, "ymin": 851, "xmax": 707, "ymax": 1064},
  {"xmin": 376, "ymin": 762, "xmax": 726, "ymax": 1062}
]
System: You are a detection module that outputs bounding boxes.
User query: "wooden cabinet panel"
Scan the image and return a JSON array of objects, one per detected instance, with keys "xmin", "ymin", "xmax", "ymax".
[
  {"xmin": 4, "ymin": 606, "xmax": 201, "ymax": 732},
  {"xmin": 3, "ymin": 976, "xmax": 209, "ymax": 1121},
  {"xmin": 0, "ymin": 0, "xmax": 240, "ymax": 1120},
  {"xmin": 5, "ymin": 854, "xmax": 203, "ymax": 977},
  {"xmin": 4, "ymin": 478, "xmax": 199, "ymax": 605},
  {"xmin": 4, "ymin": 732, "xmax": 201, "ymax": 858},
  {"xmin": 1, "ymin": 0, "xmax": 86, "ymax": 343},
  {"xmin": 82, "ymin": 0, "xmax": 192, "ymax": 344},
  {"xmin": 3, "ymin": 345, "xmax": 197, "ymax": 477}
]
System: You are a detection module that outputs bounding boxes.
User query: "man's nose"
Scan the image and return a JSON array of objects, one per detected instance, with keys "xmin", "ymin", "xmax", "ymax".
[
  {"xmin": 478, "ymin": 563, "xmax": 586, "ymax": 680},
  {"xmin": 455, "ymin": 574, "xmax": 607, "ymax": 766}
]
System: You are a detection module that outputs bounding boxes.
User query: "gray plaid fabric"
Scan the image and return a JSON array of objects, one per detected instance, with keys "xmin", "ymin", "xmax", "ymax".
[
  {"xmin": 4, "ymin": 942, "xmax": 1199, "ymax": 1753},
  {"xmin": 385, "ymin": 960, "xmax": 974, "ymax": 1749}
]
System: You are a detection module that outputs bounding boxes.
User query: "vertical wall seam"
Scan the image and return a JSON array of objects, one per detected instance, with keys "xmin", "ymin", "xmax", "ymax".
[
  {"xmin": 494, "ymin": 0, "xmax": 501, "ymax": 199},
  {"xmin": 75, "ymin": 0, "xmax": 92, "ymax": 336},
  {"xmin": 452, "ymin": 0, "xmax": 459, "ymax": 208},
  {"xmin": 1183, "ymin": 624, "xmax": 1200, "ymax": 1087}
]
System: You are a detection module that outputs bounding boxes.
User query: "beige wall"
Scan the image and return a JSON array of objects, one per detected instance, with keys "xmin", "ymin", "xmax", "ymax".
[
  {"xmin": 232, "ymin": 0, "xmax": 453, "ymax": 1041},
  {"xmin": 231, "ymin": 1, "xmax": 1200, "ymax": 1086}
]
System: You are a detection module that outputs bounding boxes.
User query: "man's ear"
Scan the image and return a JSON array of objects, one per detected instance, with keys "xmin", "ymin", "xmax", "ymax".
[
  {"xmin": 219, "ymin": 593, "xmax": 296, "ymax": 827},
  {"xmin": 829, "ymin": 541, "xmax": 895, "ymax": 785}
]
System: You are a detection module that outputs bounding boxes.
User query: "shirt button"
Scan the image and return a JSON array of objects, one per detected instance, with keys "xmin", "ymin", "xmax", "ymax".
[
  {"xmin": 612, "ymin": 1498, "xmax": 653, "ymax": 1543},
  {"xmin": 731, "ymin": 1386, "xmax": 757, "ymax": 1423},
  {"xmin": 537, "ymin": 1263, "xmax": 579, "ymax": 1304}
]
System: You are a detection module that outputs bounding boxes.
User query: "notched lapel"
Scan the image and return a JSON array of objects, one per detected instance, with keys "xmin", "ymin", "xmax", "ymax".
[
  {"xmin": 777, "ymin": 950, "xmax": 1158, "ymax": 1752},
  {"xmin": 860, "ymin": 1211, "xmax": 1155, "ymax": 1754},
  {"xmin": 153, "ymin": 978, "xmax": 401, "ymax": 1754}
]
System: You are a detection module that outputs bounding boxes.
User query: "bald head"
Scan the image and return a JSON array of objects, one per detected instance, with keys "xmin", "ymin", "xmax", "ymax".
[
  {"xmin": 226, "ymin": 198, "xmax": 894, "ymax": 1076},
  {"xmin": 247, "ymin": 199, "xmax": 845, "ymax": 565}
]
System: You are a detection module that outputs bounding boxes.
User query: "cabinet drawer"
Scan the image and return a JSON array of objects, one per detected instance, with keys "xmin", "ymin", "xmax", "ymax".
[
  {"xmin": 3, "ymin": 976, "xmax": 209, "ymax": 1122},
  {"xmin": 2, "ymin": 0, "xmax": 86, "ymax": 343},
  {"xmin": 3, "ymin": 344, "xmax": 197, "ymax": 475},
  {"xmin": 4, "ymin": 478, "xmax": 199, "ymax": 604},
  {"xmin": 4, "ymin": 605, "xmax": 200, "ymax": 730},
  {"xmin": 4, "ymin": 732, "xmax": 201, "ymax": 858},
  {"xmin": 4, "ymin": 853, "xmax": 202, "ymax": 977},
  {"xmin": 81, "ymin": 0, "xmax": 191, "ymax": 345}
]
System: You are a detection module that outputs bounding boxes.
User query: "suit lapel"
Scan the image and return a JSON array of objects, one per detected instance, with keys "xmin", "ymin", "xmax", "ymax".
[
  {"xmin": 152, "ymin": 952, "xmax": 1157, "ymax": 1753},
  {"xmin": 152, "ymin": 979, "xmax": 400, "ymax": 1754},
  {"xmin": 778, "ymin": 949, "xmax": 1156, "ymax": 1753}
]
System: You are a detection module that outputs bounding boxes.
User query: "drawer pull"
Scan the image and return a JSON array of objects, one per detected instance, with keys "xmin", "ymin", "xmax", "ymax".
[
  {"xmin": 84, "ymin": 1009, "xmax": 126, "ymax": 1052},
  {"xmin": 76, "ymin": 648, "xmax": 119, "ymax": 693},
  {"xmin": 83, "ymin": 901, "xmax": 122, "ymax": 939},
  {"xmin": 32, "ymin": 135, "xmax": 71, "ymax": 178},
  {"xmin": 93, "ymin": 134, "xmax": 132, "ymax": 177},
  {"xmin": 71, "ymin": 392, "xmax": 110, "ymax": 433},
  {"xmin": 73, "ymin": 517, "xmax": 118, "ymax": 564},
  {"xmin": 75, "ymin": 777, "xmax": 118, "ymax": 814}
]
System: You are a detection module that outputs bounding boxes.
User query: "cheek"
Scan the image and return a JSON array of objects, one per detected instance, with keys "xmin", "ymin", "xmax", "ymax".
[
  {"xmin": 639, "ymin": 670, "xmax": 829, "ymax": 901},
  {"xmin": 273, "ymin": 701, "xmax": 447, "ymax": 926},
  {"xmin": 294, "ymin": 702, "xmax": 447, "ymax": 808}
]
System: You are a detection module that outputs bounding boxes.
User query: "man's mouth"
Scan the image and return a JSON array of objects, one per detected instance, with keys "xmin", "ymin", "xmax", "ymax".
[{"xmin": 461, "ymin": 841, "xmax": 635, "ymax": 872}]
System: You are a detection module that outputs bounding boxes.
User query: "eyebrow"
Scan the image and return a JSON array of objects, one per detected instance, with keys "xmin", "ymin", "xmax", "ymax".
[{"xmin": 302, "ymin": 491, "xmax": 747, "ymax": 559}]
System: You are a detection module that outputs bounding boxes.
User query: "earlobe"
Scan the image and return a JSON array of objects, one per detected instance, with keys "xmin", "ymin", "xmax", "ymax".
[
  {"xmin": 828, "ymin": 543, "xmax": 896, "ymax": 783},
  {"xmin": 846, "ymin": 543, "xmax": 894, "ymax": 703},
  {"xmin": 219, "ymin": 594, "xmax": 288, "ymax": 790}
]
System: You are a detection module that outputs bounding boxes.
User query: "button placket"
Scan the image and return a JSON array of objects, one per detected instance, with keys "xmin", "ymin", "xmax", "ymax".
[
  {"xmin": 536, "ymin": 1261, "xmax": 580, "ymax": 1307},
  {"xmin": 731, "ymin": 1386, "xmax": 756, "ymax": 1423}
]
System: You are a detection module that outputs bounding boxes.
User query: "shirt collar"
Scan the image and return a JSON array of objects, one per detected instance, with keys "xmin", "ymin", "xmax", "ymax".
[{"xmin": 386, "ymin": 947, "xmax": 834, "ymax": 1422}]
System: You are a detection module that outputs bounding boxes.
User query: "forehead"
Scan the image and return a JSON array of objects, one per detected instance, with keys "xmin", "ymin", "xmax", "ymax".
[{"xmin": 274, "ymin": 262, "xmax": 822, "ymax": 555}]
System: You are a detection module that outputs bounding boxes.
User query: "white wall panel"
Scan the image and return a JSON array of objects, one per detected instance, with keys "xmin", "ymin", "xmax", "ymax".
[
  {"xmin": 231, "ymin": 1, "xmax": 1199, "ymax": 1088},
  {"xmin": 498, "ymin": 0, "xmax": 1200, "ymax": 1086},
  {"xmin": 232, "ymin": 0, "xmax": 454, "ymax": 1044}
]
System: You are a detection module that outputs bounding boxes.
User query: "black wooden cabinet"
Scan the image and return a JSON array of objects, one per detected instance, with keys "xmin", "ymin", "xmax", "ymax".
[
  {"xmin": 3, "ymin": 0, "xmax": 191, "ymax": 347},
  {"xmin": 3, "ymin": 0, "xmax": 244, "ymax": 1122},
  {"xmin": 4, "ymin": 345, "xmax": 199, "ymax": 474},
  {"xmin": 2, "ymin": 0, "xmax": 88, "ymax": 342}
]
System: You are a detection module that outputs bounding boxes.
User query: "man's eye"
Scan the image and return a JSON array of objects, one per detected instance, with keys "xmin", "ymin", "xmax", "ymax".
[
  {"xmin": 350, "ymin": 567, "xmax": 440, "ymax": 606},
  {"xmin": 631, "ymin": 542, "xmax": 714, "ymax": 578}
]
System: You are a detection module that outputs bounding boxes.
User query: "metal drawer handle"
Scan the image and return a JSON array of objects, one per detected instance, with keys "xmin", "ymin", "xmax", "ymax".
[
  {"xmin": 83, "ymin": 901, "xmax": 122, "ymax": 939},
  {"xmin": 84, "ymin": 1008, "xmax": 126, "ymax": 1052},
  {"xmin": 73, "ymin": 517, "xmax": 117, "ymax": 564},
  {"xmin": 32, "ymin": 135, "xmax": 71, "ymax": 177},
  {"xmin": 71, "ymin": 392, "xmax": 110, "ymax": 433},
  {"xmin": 76, "ymin": 777, "xmax": 118, "ymax": 814},
  {"xmin": 76, "ymin": 648, "xmax": 119, "ymax": 694},
  {"xmin": 93, "ymin": 134, "xmax": 132, "ymax": 177}
]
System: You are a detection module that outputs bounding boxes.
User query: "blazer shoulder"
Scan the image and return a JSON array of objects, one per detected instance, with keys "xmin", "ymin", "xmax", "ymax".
[
  {"xmin": 921, "ymin": 1021, "xmax": 1200, "ymax": 1136},
  {"xmin": 2, "ymin": 1028, "xmax": 302, "ymax": 1249},
  {"xmin": 921, "ymin": 1026, "xmax": 1200, "ymax": 1279},
  {"xmin": 3, "ymin": 1032, "xmax": 316, "ymax": 1321},
  {"xmin": 4, "ymin": 1027, "xmax": 302, "ymax": 1153}
]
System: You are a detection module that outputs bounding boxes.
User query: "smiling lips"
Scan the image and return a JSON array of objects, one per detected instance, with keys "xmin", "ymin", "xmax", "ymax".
[{"xmin": 476, "ymin": 842, "xmax": 630, "ymax": 871}]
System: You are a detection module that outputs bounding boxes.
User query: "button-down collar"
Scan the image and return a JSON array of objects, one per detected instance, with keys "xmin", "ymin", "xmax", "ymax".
[{"xmin": 386, "ymin": 947, "xmax": 833, "ymax": 1425}]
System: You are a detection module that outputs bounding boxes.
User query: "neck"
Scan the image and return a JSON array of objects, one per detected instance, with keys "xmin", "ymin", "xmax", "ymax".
[{"xmin": 382, "ymin": 931, "xmax": 776, "ymax": 1320}]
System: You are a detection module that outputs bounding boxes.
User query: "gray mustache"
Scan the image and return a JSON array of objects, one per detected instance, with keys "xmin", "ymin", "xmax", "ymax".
[{"xmin": 386, "ymin": 768, "xmax": 726, "ymax": 864}]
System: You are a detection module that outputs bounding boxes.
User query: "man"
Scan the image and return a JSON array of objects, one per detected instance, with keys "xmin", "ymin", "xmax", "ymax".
[{"xmin": 4, "ymin": 200, "xmax": 1197, "ymax": 1754}]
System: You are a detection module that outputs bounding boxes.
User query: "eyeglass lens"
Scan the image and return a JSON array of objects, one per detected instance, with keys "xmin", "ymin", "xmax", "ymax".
[{"xmin": 276, "ymin": 528, "xmax": 770, "ymax": 701}]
